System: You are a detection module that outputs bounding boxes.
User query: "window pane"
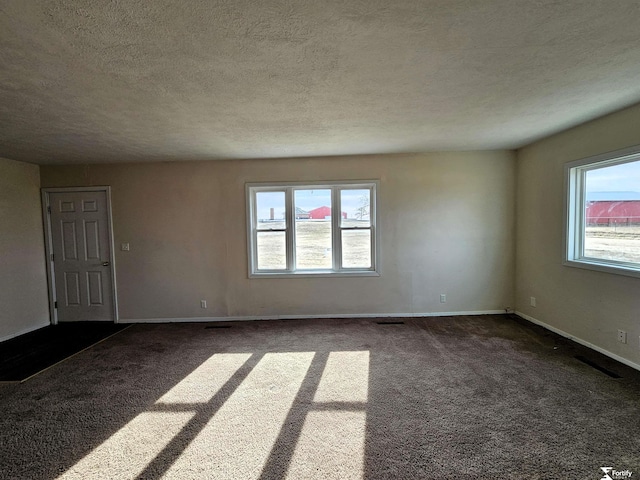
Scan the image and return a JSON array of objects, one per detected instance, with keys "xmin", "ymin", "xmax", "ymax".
[
  {"xmin": 340, "ymin": 189, "xmax": 370, "ymax": 227},
  {"xmin": 294, "ymin": 189, "xmax": 332, "ymax": 269},
  {"xmin": 584, "ymin": 161, "xmax": 640, "ymax": 263},
  {"xmin": 342, "ymin": 230, "xmax": 371, "ymax": 268},
  {"xmin": 257, "ymin": 231, "xmax": 286, "ymax": 270},
  {"xmin": 256, "ymin": 191, "xmax": 285, "ymax": 230}
]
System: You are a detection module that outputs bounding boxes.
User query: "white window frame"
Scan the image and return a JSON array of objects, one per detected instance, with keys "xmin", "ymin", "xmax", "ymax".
[
  {"xmin": 246, "ymin": 181, "xmax": 380, "ymax": 277},
  {"xmin": 564, "ymin": 145, "xmax": 640, "ymax": 278}
]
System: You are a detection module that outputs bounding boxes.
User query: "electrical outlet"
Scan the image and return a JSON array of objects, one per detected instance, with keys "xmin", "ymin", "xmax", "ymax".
[
  {"xmin": 530, "ymin": 296, "xmax": 536, "ymax": 307},
  {"xmin": 440, "ymin": 294, "xmax": 446, "ymax": 303},
  {"xmin": 617, "ymin": 330, "xmax": 627, "ymax": 344},
  {"xmin": 121, "ymin": 243, "xmax": 130, "ymax": 251},
  {"xmin": 200, "ymin": 300, "xmax": 207, "ymax": 309}
]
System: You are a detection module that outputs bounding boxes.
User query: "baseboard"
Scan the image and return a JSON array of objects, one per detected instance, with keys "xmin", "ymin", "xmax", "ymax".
[
  {"xmin": 121, "ymin": 309, "xmax": 507, "ymax": 324},
  {"xmin": 515, "ymin": 311, "xmax": 640, "ymax": 373},
  {"xmin": 0, "ymin": 321, "xmax": 50, "ymax": 344}
]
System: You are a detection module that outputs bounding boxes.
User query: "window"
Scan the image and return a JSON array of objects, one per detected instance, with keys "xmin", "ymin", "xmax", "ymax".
[
  {"xmin": 247, "ymin": 182, "xmax": 378, "ymax": 276},
  {"xmin": 565, "ymin": 146, "xmax": 640, "ymax": 277}
]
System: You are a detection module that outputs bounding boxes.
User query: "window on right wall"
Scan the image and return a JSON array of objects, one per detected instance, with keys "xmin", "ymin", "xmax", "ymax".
[{"xmin": 565, "ymin": 146, "xmax": 640, "ymax": 277}]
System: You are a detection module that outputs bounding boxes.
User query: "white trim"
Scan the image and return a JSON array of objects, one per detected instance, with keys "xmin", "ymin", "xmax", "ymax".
[
  {"xmin": 120, "ymin": 310, "xmax": 507, "ymax": 323},
  {"xmin": 246, "ymin": 181, "xmax": 379, "ymax": 277},
  {"xmin": 564, "ymin": 144, "xmax": 640, "ymax": 170},
  {"xmin": 41, "ymin": 190, "xmax": 57, "ymax": 324},
  {"xmin": 0, "ymin": 322, "xmax": 49, "ymax": 344},
  {"xmin": 104, "ymin": 187, "xmax": 120, "ymax": 323},
  {"xmin": 41, "ymin": 186, "xmax": 119, "ymax": 324},
  {"xmin": 516, "ymin": 311, "xmax": 640, "ymax": 373},
  {"xmin": 563, "ymin": 144, "xmax": 640, "ymax": 278}
]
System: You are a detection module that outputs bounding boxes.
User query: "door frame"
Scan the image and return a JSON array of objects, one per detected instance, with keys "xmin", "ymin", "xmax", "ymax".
[{"xmin": 41, "ymin": 186, "xmax": 119, "ymax": 325}]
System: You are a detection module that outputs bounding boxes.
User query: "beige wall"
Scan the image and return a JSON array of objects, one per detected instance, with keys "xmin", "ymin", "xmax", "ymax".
[
  {"xmin": 516, "ymin": 103, "xmax": 640, "ymax": 368},
  {"xmin": 41, "ymin": 152, "xmax": 516, "ymax": 321},
  {"xmin": 0, "ymin": 157, "xmax": 49, "ymax": 341}
]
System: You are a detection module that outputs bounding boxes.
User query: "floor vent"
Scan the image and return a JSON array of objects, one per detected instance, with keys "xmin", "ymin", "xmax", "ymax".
[
  {"xmin": 376, "ymin": 321, "xmax": 405, "ymax": 325},
  {"xmin": 204, "ymin": 325, "xmax": 232, "ymax": 329},
  {"xmin": 575, "ymin": 355, "xmax": 621, "ymax": 378}
]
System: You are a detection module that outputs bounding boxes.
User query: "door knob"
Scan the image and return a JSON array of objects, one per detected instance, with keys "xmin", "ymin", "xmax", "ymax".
[{"xmin": 102, "ymin": 262, "xmax": 110, "ymax": 267}]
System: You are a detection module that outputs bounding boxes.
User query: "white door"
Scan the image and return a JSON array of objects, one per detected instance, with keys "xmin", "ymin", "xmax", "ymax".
[{"xmin": 47, "ymin": 190, "xmax": 115, "ymax": 322}]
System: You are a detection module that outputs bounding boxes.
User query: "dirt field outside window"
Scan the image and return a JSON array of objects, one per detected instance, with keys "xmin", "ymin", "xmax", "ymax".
[
  {"xmin": 256, "ymin": 220, "xmax": 371, "ymax": 270},
  {"xmin": 584, "ymin": 225, "xmax": 640, "ymax": 263}
]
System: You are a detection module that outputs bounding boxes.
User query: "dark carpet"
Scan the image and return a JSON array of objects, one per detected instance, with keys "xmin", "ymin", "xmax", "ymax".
[
  {"xmin": 0, "ymin": 314, "xmax": 638, "ymax": 479},
  {"xmin": 0, "ymin": 322, "xmax": 129, "ymax": 382}
]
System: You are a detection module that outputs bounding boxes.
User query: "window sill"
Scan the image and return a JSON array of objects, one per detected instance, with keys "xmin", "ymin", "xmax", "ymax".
[
  {"xmin": 249, "ymin": 270, "xmax": 380, "ymax": 279},
  {"xmin": 563, "ymin": 259, "xmax": 640, "ymax": 279}
]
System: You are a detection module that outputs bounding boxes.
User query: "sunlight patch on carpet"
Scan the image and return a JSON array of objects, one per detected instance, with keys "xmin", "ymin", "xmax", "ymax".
[
  {"xmin": 161, "ymin": 352, "xmax": 314, "ymax": 479},
  {"xmin": 286, "ymin": 350, "xmax": 369, "ymax": 479},
  {"xmin": 57, "ymin": 411, "xmax": 194, "ymax": 480},
  {"xmin": 156, "ymin": 353, "xmax": 252, "ymax": 404},
  {"xmin": 314, "ymin": 350, "xmax": 369, "ymax": 403},
  {"xmin": 286, "ymin": 411, "xmax": 367, "ymax": 480},
  {"xmin": 56, "ymin": 350, "xmax": 370, "ymax": 480}
]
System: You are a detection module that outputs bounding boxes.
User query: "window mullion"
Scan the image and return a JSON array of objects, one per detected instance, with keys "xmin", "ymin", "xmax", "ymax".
[
  {"xmin": 576, "ymin": 169, "xmax": 586, "ymax": 260},
  {"xmin": 285, "ymin": 187, "xmax": 295, "ymax": 272},
  {"xmin": 332, "ymin": 186, "xmax": 342, "ymax": 271},
  {"xmin": 369, "ymin": 187, "xmax": 377, "ymax": 270},
  {"xmin": 251, "ymin": 189, "xmax": 258, "ymax": 274},
  {"xmin": 368, "ymin": 225, "xmax": 374, "ymax": 271}
]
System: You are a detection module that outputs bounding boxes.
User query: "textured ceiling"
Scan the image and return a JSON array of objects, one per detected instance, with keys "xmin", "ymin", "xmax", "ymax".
[{"xmin": 2, "ymin": 1, "xmax": 640, "ymax": 164}]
